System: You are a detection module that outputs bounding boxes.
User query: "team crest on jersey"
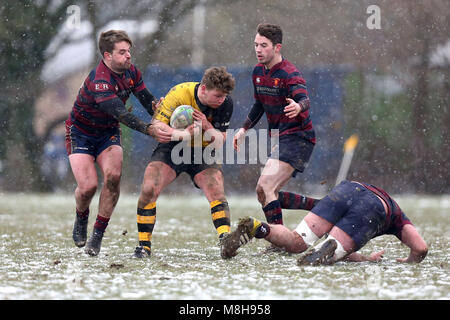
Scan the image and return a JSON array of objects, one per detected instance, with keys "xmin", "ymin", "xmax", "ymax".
[
  {"xmin": 273, "ymin": 78, "xmax": 280, "ymax": 87},
  {"xmin": 256, "ymin": 77, "xmax": 261, "ymax": 83},
  {"xmin": 94, "ymin": 83, "xmax": 109, "ymax": 91}
]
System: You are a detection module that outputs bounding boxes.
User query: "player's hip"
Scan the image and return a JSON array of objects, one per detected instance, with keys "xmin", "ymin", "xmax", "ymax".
[{"xmin": 65, "ymin": 120, "xmax": 122, "ymax": 159}]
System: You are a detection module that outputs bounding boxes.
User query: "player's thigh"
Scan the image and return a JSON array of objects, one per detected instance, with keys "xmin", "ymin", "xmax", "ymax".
[
  {"xmin": 303, "ymin": 212, "xmax": 335, "ymax": 238},
  {"xmin": 96, "ymin": 145, "xmax": 123, "ymax": 179},
  {"xmin": 194, "ymin": 168, "xmax": 225, "ymax": 202},
  {"xmin": 69, "ymin": 153, "xmax": 98, "ymax": 189},
  {"xmin": 141, "ymin": 161, "xmax": 177, "ymax": 196},
  {"xmin": 258, "ymin": 158, "xmax": 294, "ymax": 192}
]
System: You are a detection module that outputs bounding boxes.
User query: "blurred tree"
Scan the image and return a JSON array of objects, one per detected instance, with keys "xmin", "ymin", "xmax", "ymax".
[{"xmin": 0, "ymin": 0, "xmax": 215, "ymax": 191}]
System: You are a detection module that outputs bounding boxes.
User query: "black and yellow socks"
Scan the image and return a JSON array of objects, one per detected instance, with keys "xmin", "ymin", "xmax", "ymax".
[
  {"xmin": 210, "ymin": 200, "xmax": 231, "ymax": 238},
  {"xmin": 137, "ymin": 202, "xmax": 156, "ymax": 253}
]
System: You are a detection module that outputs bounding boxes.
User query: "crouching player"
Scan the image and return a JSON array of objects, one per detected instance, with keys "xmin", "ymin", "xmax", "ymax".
[
  {"xmin": 222, "ymin": 180, "xmax": 428, "ymax": 264},
  {"xmin": 132, "ymin": 66, "xmax": 235, "ymax": 259}
]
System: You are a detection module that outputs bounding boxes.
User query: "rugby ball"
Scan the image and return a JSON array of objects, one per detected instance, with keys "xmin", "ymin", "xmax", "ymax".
[{"xmin": 170, "ymin": 105, "xmax": 194, "ymax": 129}]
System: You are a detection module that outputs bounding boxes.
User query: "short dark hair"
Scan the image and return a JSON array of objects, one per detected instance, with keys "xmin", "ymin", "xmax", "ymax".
[
  {"xmin": 256, "ymin": 23, "xmax": 283, "ymax": 45},
  {"xmin": 98, "ymin": 30, "xmax": 132, "ymax": 57},
  {"xmin": 201, "ymin": 66, "xmax": 235, "ymax": 94}
]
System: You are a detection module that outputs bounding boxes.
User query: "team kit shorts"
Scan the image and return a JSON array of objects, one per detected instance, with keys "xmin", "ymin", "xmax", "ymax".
[
  {"xmin": 269, "ymin": 134, "xmax": 315, "ymax": 176},
  {"xmin": 65, "ymin": 122, "xmax": 122, "ymax": 159},
  {"xmin": 150, "ymin": 141, "xmax": 222, "ymax": 187},
  {"xmin": 310, "ymin": 180, "xmax": 387, "ymax": 251}
]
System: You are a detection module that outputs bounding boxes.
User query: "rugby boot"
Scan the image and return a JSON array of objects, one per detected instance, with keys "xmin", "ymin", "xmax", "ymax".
[
  {"xmin": 297, "ymin": 238, "xmax": 337, "ymax": 266},
  {"xmin": 85, "ymin": 229, "xmax": 104, "ymax": 256},
  {"xmin": 132, "ymin": 246, "xmax": 151, "ymax": 259},
  {"xmin": 220, "ymin": 216, "xmax": 261, "ymax": 259},
  {"xmin": 72, "ymin": 214, "xmax": 89, "ymax": 248}
]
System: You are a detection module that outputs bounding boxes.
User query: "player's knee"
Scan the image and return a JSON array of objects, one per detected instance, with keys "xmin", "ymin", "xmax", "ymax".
[
  {"xmin": 104, "ymin": 170, "xmax": 121, "ymax": 190},
  {"xmin": 141, "ymin": 182, "xmax": 161, "ymax": 203},
  {"xmin": 78, "ymin": 183, "xmax": 97, "ymax": 200}
]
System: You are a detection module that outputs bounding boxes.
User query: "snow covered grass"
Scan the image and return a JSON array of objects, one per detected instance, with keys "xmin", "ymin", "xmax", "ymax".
[{"xmin": 0, "ymin": 192, "xmax": 448, "ymax": 300}]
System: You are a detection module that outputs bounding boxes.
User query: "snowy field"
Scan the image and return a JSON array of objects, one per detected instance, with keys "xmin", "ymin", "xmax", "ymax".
[{"xmin": 0, "ymin": 192, "xmax": 448, "ymax": 300}]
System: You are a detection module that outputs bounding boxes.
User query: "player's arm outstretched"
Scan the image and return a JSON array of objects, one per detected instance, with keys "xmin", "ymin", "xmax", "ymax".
[{"xmin": 96, "ymin": 97, "xmax": 151, "ymax": 135}]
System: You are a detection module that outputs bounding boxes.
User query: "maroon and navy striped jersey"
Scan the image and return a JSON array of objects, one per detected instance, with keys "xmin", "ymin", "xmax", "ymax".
[
  {"xmin": 67, "ymin": 60, "xmax": 147, "ymax": 135},
  {"xmin": 243, "ymin": 59, "xmax": 315, "ymax": 144},
  {"xmin": 362, "ymin": 182, "xmax": 413, "ymax": 240}
]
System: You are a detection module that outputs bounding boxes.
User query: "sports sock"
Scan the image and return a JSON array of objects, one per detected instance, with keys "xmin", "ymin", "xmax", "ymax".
[
  {"xmin": 254, "ymin": 221, "xmax": 270, "ymax": 239},
  {"xmin": 278, "ymin": 191, "xmax": 320, "ymax": 210},
  {"xmin": 210, "ymin": 200, "xmax": 231, "ymax": 237},
  {"xmin": 137, "ymin": 202, "xmax": 156, "ymax": 253},
  {"xmin": 262, "ymin": 200, "xmax": 283, "ymax": 224},
  {"xmin": 76, "ymin": 207, "xmax": 89, "ymax": 219},
  {"xmin": 93, "ymin": 215, "xmax": 109, "ymax": 233}
]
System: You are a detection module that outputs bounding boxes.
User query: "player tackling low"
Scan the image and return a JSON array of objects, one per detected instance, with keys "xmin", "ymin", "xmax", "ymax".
[{"xmin": 222, "ymin": 180, "xmax": 428, "ymax": 264}]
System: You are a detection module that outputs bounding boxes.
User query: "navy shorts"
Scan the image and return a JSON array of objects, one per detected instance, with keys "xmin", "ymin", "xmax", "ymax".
[
  {"xmin": 311, "ymin": 180, "xmax": 386, "ymax": 251},
  {"xmin": 270, "ymin": 134, "xmax": 314, "ymax": 176},
  {"xmin": 151, "ymin": 141, "xmax": 222, "ymax": 188},
  {"xmin": 65, "ymin": 121, "xmax": 122, "ymax": 159}
]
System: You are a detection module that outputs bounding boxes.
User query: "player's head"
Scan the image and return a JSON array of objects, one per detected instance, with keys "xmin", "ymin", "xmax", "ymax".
[
  {"xmin": 255, "ymin": 23, "xmax": 282, "ymax": 67},
  {"xmin": 199, "ymin": 66, "xmax": 235, "ymax": 108},
  {"xmin": 99, "ymin": 30, "xmax": 133, "ymax": 73}
]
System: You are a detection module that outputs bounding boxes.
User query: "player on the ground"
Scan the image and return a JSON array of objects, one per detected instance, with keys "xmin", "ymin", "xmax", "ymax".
[
  {"xmin": 66, "ymin": 30, "xmax": 169, "ymax": 256},
  {"xmin": 132, "ymin": 66, "xmax": 235, "ymax": 259},
  {"xmin": 222, "ymin": 180, "xmax": 428, "ymax": 264},
  {"xmin": 233, "ymin": 24, "xmax": 315, "ymax": 239}
]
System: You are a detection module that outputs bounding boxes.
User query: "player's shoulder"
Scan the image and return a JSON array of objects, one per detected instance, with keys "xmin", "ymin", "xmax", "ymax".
[
  {"xmin": 252, "ymin": 64, "xmax": 265, "ymax": 75},
  {"xmin": 277, "ymin": 59, "xmax": 302, "ymax": 76},
  {"xmin": 90, "ymin": 60, "xmax": 113, "ymax": 83},
  {"xmin": 169, "ymin": 82, "xmax": 198, "ymax": 95}
]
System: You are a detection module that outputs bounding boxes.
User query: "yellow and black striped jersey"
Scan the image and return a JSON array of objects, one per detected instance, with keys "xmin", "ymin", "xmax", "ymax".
[{"xmin": 154, "ymin": 82, "xmax": 233, "ymax": 146}]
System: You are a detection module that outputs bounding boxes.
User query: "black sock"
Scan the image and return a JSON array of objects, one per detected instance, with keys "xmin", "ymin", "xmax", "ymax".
[{"xmin": 262, "ymin": 200, "xmax": 283, "ymax": 224}]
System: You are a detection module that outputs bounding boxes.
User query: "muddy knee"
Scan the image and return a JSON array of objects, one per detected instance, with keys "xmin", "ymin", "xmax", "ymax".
[
  {"xmin": 104, "ymin": 171, "xmax": 121, "ymax": 191},
  {"xmin": 78, "ymin": 183, "xmax": 97, "ymax": 201}
]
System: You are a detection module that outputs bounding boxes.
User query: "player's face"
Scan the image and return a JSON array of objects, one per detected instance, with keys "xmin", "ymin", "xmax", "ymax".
[
  {"xmin": 201, "ymin": 86, "xmax": 227, "ymax": 108},
  {"xmin": 254, "ymin": 34, "xmax": 281, "ymax": 68},
  {"xmin": 107, "ymin": 41, "xmax": 132, "ymax": 73}
]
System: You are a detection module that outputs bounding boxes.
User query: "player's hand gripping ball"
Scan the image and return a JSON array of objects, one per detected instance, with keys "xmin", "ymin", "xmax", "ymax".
[{"xmin": 170, "ymin": 105, "xmax": 194, "ymax": 129}]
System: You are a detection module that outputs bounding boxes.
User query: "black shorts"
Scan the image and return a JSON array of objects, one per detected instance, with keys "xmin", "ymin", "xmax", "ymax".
[
  {"xmin": 65, "ymin": 120, "xmax": 121, "ymax": 159},
  {"xmin": 270, "ymin": 134, "xmax": 314, "ymax": 177},
  {"xmin": 150, "ymin": 141, "xmax": 222, "ymax": 188},
  {"xmin": 311, "ymin": 180, "xmax": 386, "ymax": 251}
]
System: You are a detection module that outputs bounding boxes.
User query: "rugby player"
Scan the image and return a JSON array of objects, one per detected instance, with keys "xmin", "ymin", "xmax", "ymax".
[
  {"xmin": 132, "ymin": 66, "xmax": 235, "ymax": 259},
  {"xmin": 66, "ymin": 30, "xmax": 169, "ymax": 256},
  {"xmin": 233, "ymin": 24, "xmax": 315, "ymax": 234},
  {"xmin": 222, "ymin": 180, "xmax": 428, "ymax": 264}
]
